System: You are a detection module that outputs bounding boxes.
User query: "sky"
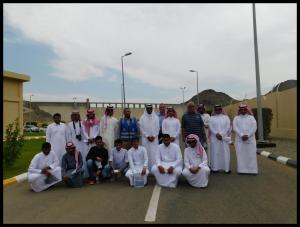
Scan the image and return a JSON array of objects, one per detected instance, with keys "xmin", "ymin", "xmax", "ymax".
[{"xmin": 3, "ymin": 3, "xmax": 297, "ymax": 104}]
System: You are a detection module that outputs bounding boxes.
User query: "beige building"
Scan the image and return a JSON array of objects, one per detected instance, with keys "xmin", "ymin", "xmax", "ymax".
[{"xmin": 3, "ymin": 70, "xmax": 30, "ymax": 136}]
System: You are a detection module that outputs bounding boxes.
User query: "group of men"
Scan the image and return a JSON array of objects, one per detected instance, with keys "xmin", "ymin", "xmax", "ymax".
[{"xmin": 28, "ymin": 102, "xmax": 258, "ymax": 192}]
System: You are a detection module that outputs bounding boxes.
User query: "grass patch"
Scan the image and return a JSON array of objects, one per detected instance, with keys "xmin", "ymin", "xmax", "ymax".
[
  {"xmin": 23, "ymin": 131, "xmax": 46, "ymax": 137},
  {"xmin": 3, "ymin": 138, "xmax": 45, "ymax": 179}
]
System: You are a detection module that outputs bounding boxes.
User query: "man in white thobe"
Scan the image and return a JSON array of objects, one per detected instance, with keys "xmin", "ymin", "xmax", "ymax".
[
  {"xmin": 82, "ymin": 109, "xmax": 100, "ymax": 177},
  {"xmin": 66, "ymin": 111, "xmax": 85, "ymax": 159},
  {"xmin": 162, "ymin": 106, "xmax": 181, "ymax": 146},
  {"xmin": 140, "ymin": 104, "xmax": 160, "ymax": 171},
  {"xmin": 100, "ymin": 105, "xmax": 119, "ymax": 153},
  {"xmin": 233, "ymin": 104, "xmax": 258, "ymax": 174},
  {"xmin": 46, "ymin": 113, "xmax": 67, "ymax": 165},
  {"xmin": 28, "ymin": 142, "xmax": 62, "ymax": 192},
  {"xmin": 125, "ymin": 137, "xmax": 149, "ymax": 186},
  {"xmin": 151, "ymin": 134, "xmax": 183, "ymax": 188},
  {"xmin": 182, "ymin": 134, "xmax": 210, "ymax": 188},
  {"xmin": 197, "ymin": 104, "xmax": 211, "ymax": 164},
  {"xmin": 208, "ymin": 105, "xmax": 232, "ymax": 173},
  {"xmin": 197, "ymin": 104, "xmax": 210, "ymax": 142}
]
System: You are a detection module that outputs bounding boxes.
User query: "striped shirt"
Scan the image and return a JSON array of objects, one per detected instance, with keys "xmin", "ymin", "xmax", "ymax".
[{"xmin": 181, "ymin": 112, "xmax": 206, "ymax": 144}]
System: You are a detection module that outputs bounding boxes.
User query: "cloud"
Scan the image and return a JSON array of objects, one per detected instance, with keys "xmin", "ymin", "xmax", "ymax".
[{"xmin": 5, "ymin": 3, "xmax": 296, "ymax": 99}]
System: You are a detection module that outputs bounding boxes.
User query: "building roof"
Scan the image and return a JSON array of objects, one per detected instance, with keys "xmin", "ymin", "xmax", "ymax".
[{"xmin": 3, "ymin": 70, "xmax": 31, "ymax": 82}]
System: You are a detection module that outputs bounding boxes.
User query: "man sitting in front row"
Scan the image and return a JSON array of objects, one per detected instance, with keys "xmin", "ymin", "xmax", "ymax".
[
  {"xmin": 61, "ymin": 142, "xmax": 84, "ymax": 188},
  {"xmin": 125, "ymin": 137, "xmax": 149, "ymax": 187},
  {"xmin": 182, "ymin": 134, "xmax": 210, "ymax": 188},
  {"xmin": 151, "ymin": 134, "xmax": 183, "ymax": 188},
  {"xmin": 86, "ymin": 136, "xmax": 109, "ymax": 185},
  {"xmin": 103, "ymin": 139, "xmax": 129, "ymax": 181},
  {"xmin": 28, "ymin": 142, "xmax": 62, "ymax": 192}
]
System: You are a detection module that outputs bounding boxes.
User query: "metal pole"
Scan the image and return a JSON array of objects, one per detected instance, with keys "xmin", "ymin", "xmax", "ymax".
[
  {"xmin": 121, "ymin": 84, "xmax": 124, "ymax": 109},
  {"xmin": 180, "ymin": 87, "xmax": 186, "ymax": 103},
  {"xmin": 121, "ymin": 56, "xmax": 125, "ymax": 108},
  {"xmin": 276, "ymin": 82, "xmax": 282, "ymax": 128},
  {"xmin": 252, "ymin": 3, "xmax": 264, "ymax": 141},
  {"xmin": 29, "ymin": 95, "xmax": 31, "ymax": 125},
  {"xmin": 196, "ymin": 71, "xmax": 199, "ymax": 105}
]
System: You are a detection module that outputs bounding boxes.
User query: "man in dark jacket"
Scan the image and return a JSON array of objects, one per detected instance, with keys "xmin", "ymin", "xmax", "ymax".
[{"xmin": 86, "ymin": 136, "xmax": 109, "ymax": 184}]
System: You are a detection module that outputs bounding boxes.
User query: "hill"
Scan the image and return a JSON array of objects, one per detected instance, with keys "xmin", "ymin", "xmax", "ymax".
[
  {"xmin": 185, "ymin": 89, "xmax": 240, "ymax": 109},
  {"xmin": 23, "ymin": 101, "xmax": 53, "ymax": 123}
]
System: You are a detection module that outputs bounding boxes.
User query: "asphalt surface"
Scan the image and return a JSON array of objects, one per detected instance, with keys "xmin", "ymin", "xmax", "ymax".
[{"xmin": 3, "ymin": 144, "xmax": 297, "ymax": 224}]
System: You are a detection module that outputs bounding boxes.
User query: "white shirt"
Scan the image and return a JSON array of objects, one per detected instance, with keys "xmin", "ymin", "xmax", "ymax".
[
  {"xmin": 109, "ymin": 148, "xmax": 128, "ymax": 164},
  {"xmin": 82, "ymin": 122, "xmax": 100, "ymax": 142},
  {"xmin": 201, "ymin": 113, "xmax": 210, "ymax": 128},
  {"xmin": 28, "ymin": 151, "xmax": 60, "ymax": 174},
  {"xmin": 184, "ymin": 147, "xmax": 208, "ymax": 169},
  {"xmin": 140, "ymin": 111, "xmax": 160, "ymax": 138},
  {"xmin": 233, "ymin": 114, "xmax": 257, "ymax": 142},
  {"xmin": 46, "ymin": 122, "xmax": 67, "ymax": 162},
  {"xmin": 162, "ymin": 117, "xmax": 181, "ymax": 138},
  {"xmin": 46, "ymin": 123, "xmax": 67, "ymax": 143},
  {"xmin": 156, "ymin": 143, "xmax": 182, "ymax": 168},
  {"xmin": 208, "ymin": 114, "xmax": 231, "ymax": 137},
  {"xmin": 128, "ymin": 146, "xmax": 148, "ymax": 169},
  {"xmin": 67, "ymin": 121, "xmax": 84, "ymax": 141}
]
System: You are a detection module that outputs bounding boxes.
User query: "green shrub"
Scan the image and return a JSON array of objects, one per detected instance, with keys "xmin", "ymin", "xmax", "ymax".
[
  {"xmin": 252, "ymin": 108, "xmax": 273, "ymax": 140},
  {"xmin": 4, "ymin": 119, "xmax": 25, "ymax": 168},
  {"xmin": 41, "ymin": 123, "xmax": 48, "ymax": 128},
  {"xmin": 206, "ymin": 108, "xmax": 213, "ymax": 116}
]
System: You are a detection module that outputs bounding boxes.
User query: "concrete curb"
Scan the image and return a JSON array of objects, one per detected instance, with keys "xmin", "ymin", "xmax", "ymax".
[
  {"xmin": 24, "ymin": 136, "xmax": 46, "ymax": 140},
  {"xmin": 3, "ymin": 173, "xmax": 28, "ymax": 187},
  {"xmin": 256, "ymin": 150, "xmax": 297, "ymax": 168},
  {"xmin": 3, "ymin": 136, "xmax": 46, "ymax": 142}
]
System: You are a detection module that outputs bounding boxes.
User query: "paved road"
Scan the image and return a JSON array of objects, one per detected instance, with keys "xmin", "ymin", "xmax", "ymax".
[{"xmin": 4, "ymin": 145, "xmax": 297, "ymax": 224}]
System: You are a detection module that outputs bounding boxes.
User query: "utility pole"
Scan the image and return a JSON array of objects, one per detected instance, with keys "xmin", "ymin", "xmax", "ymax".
[{"xmin": 252, "ymin": 3, "xmax": 264, "ymax": 141}]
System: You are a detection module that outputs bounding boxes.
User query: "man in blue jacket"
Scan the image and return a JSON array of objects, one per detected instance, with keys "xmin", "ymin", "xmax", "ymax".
[{"xmin": 119, "ymin": 108, "xmax": 139, "ymax": 150}]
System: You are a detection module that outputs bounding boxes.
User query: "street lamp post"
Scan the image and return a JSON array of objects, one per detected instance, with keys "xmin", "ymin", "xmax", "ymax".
[
  {"xmin": 189, "ymin": 70, "xmax": 199, "ymax": 105},
  {"xmin": 252, "ymin": 3, "xmax": 264, "ymax": 142},
  {"xmin": 29, "ymin": 94, "xmax": 34, "ymax": 128},
  {"xmin": 121, "ymin": 84, "xmax": 124, "ymax": 109},
  {"xmin": 73, "ymin": 97, "xmax": 77, "ymax": 109},
  {"xmin": 180, "ymin": 86, "xmax": 186, "ymax": 103},
  {"xmin": 121, "ymin": 52, "xmax": 132, "ymax": 109}
]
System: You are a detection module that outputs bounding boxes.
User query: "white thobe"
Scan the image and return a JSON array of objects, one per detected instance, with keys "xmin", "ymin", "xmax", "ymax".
[
  {"xmin": 46, "ymin": 123, "xmax": 67, "ymax": 165},
  {"xmin": 182, "ymin": 147, "xmax": 210, "ymax": 188},
  {"xmin": 162, "ymin": 117, "xmax": 181, "ymax": 146},
  {"xmin": 82, "ymin": 122, "xmax": 100, "ymax": 177},
  {"xmin": 233, "ymin": 114, "xmax": 258, "ymax": 174},
  {"xmin": 100, "ymin": 116, "xmax": 119, "ymax": 153},
  {"xmin": 201, "ymin": 113, "xmax": 211, "ymax": 164},
  {"xmin": 201, "ymin": 113, "xmax": 210, "ymax": 135},
  {"xmin": 208, "ymin": 114, "xmax": 231, "ymax": 172},
  {"xmin": 151, "ymin": 143, "xmax": 182, "ymax": 188},
  {"xmin": 28, "ymin": 151, "xmax": 62, "ymax": 192},
  {"xmin": 140, "ymin": 111, "xmax": 160, "ymax": 171},
  {"xmin": 125, "ymin": 146, "xmax": 149, "ymax": 186},
  {"xmin": 66, "ymin": 121, "xmax": 85, "ymax": 154}
]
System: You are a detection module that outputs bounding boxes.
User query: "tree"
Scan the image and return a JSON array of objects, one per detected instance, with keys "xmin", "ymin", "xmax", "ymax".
[
  {"xmin": 252, "ymin": 108, "xmax": 273, "ymax": 140},
  {"xmin": 4, "ymin": 119, "xmax": 25, "ymax": 168}
]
